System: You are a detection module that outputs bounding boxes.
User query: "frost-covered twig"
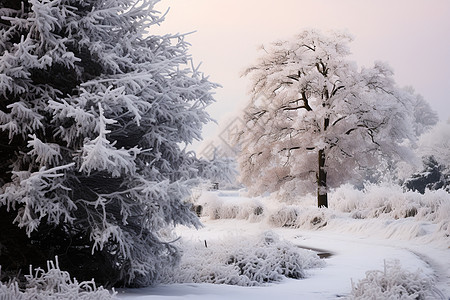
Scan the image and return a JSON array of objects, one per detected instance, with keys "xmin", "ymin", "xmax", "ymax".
[
  {"xmin": 0, "ymin": 257, "xmax": 117, "ymax": 299},
  {"xmin": 348, "ymin": 260, "xmax": 445, "ymax": 299}
]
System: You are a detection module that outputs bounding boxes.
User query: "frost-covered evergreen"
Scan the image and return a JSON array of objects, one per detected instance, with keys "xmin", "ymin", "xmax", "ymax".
[
  {"xmin": 238, "ymin": 30, "xmax": 436, "ymax": 207},
  {"xmin": 0, "ymin": 0, "xmax": 217, "ymax": 287},
  {"xmin": 416, "ymin": 121, "xmax": 450, "ymax": 171},
  {"xmin": 195, "ymin": 154, "xmax": 237, "ymax": 189},
  {"xmin": 403, "ymin": 122, "xmax": 450, "ymax": 194},
  {"xmin": 403, "ymin": 156, "xmax": 450, "ymax": 194}
]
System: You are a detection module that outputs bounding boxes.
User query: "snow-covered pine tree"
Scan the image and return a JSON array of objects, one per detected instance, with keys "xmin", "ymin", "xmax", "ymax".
[
  {"xmin": 403, "ymin": 121, "xmax": 450, "ymax": 193},
  {"xmin": 0, "ymin": 0, "xmax": 217, "ymax": 287},
  {"xmin": 403, "ymin": 155, "xmax": 450, "ymax": 193}
]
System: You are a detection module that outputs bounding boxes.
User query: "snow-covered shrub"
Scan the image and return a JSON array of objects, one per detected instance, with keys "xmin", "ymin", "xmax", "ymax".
[
  {"xmin": 329, "ymin": 184, "xmax": 450, "ymax": 244},
  {"xmin": 268, "ymin": 206, "xmax": 333, "ymax": 229},
  {"xmin": 348, "ymin": 260, "xmax": 445, "ymax": 300},
  {"xmin": 192, "ymin": 184, "xmax": 449, "ymax": 246},
  {"xmin": 195, "ymin": 155, "xmax": 239, "ymax": 190},
  {"xmin": 268, "ymin": 206, "xmax": 300, "ymax": 227},
  {"xmin": 160, "ymin": 232, "xmax": 324, "ymax": 286},
  {"xmin": 331, "ymin": 183, "xmax": 450, "ymax": 222},
  {"xmin": 197, "ymin": 191, "xmax": 265, "ymax": 222},
  {"xmin": 0, "ymin": 258, "xmax": 116, "ymax": 300}
]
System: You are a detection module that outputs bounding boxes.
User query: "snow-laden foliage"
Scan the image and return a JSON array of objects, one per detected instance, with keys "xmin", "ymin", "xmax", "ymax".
[
  {"xmin": 159, "ymin": 231, "xmax": 324, "ymax": 286},
  {"xmin": 0, "ymin": 0, "xmax": 217, "ymax": 287},
  {"xmin": 237, "ymin": 29, "xmax": 437, "ymax": 207},
  {"xmin": 267, "ymin": 185, "xmax": 450, "ymax": 245},
  {"xmin": 348, "ymin": 260, "xmax": 445, "ymax": 300},
  {"xmin": 403, "ymin": 156, "xmax": 450, "ymax": 193},
  {"xmin": 331, "ymin": 184, "xmax": 449, "ymax": 221},
  {"xmin": 408, "ymin": 87, "xmax": 439, "ymax": 137},
  {"xmin": 0, "ymin": 257, "xmax": 117, "ymax": 300},
  {"xmin": 330, "ymin": 184, "xmax": 450, "ymax": 246},
  {"xmin": 195, "ymin": 190, "xmax": 265, "ymax": 222},
  {"xmin": 194, "ymin": 155, "xmax": 238, "ymax": 189},
  {"xmin": 193, "ymin": 186, "xmax": 450, "ymax": 247},
  {"xmin": 268, "ymin": 206, "xmax": 332, "ymax": 229},
  {"xmin": 417, "ymin": 122, "xmax": 450, "ymax": 168},
  {"xmin": 400, "ymin": 122, "xmax": 450, "ymax": 193}
]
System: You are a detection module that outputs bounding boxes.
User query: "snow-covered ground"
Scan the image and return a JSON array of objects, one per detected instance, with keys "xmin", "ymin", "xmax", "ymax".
[{"xmin": 118, "ymin": 189, "xmax": 450, "ymax": 299}]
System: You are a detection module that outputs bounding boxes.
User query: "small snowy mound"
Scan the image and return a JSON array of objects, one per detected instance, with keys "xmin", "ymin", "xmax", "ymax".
[
  {"xmin": 348, "ymin": 260, "xmax": 445, "ymax": 300},
  {"xmin": 268, "ymin": 206, "xmax": 332, "ymax": 229},
  {"xmin": 0, "ymin": 257, "xmax": 116, "ymax": 300},
  {"xmin": 160, "ymin": 231, "xmax": 324, "ymax": 286},
  {"xmin": 196, "ymin": 191, "xmax": 265, "ymax": 222}
]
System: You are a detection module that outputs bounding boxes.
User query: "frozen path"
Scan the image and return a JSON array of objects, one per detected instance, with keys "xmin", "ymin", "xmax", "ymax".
[{"xmin": 118, "ymin": 217, "xmax": 449, "ymax": 299}]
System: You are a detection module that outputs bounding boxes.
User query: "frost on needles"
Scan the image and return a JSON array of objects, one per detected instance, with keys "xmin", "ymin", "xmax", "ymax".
[{"xmin": 0, "ymin": 0, "xmax": 218, "ymax": 287}]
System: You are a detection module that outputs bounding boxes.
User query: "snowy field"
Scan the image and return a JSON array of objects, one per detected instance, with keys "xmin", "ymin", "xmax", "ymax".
[{"xmin": 117, "ymin": 188, "xmax": 450, "ymax": 299}]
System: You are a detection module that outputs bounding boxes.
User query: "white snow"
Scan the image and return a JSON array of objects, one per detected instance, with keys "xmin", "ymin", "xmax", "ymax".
[{"xmin": 117, "ymin": 189, "xmax": 450, "ymax": 299}]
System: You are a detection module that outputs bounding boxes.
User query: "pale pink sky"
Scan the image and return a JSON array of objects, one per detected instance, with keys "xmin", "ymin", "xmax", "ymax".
[{"xmin": 153, "ymin": 0, "xmax": 450, "ymax": 147}]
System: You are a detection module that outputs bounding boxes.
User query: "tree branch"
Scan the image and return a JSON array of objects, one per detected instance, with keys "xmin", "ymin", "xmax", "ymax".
[
  {"xmin": 331, "ymin": 85, "xmax": 345, "ymax": 97},
  {"xmin": 283, "ymin": 106, "xmax": 312, "ymax": 111},
  {"xmin": 332, "ymin": 116, "xmax": 346, "ymax": 126}
]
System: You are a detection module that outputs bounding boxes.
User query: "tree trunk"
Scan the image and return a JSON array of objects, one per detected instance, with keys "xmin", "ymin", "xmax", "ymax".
[{"xmin": 317, "ymin": 148, "xmax": 328, "ymax": 208}]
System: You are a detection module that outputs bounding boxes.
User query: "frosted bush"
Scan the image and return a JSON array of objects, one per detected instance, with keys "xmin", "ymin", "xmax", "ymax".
[
  {"xmin": 294, "ymin": 208, "xmax": 333, "ymax": 229},
  {"xmin": 348, "ymin": 260, "xmax": 445, "ymax": 299},
  {"xmin": 194, "ymin": 184, "xmax": 449, "ymax": 245},
  {"xmin": 268, "ymin": 206, "xmax": 300, "ymax": 227},
  {"xmin": 160, "ymin": 231, "xmax": 324, "ymax": 286},
  {"xmin": 0, "ymin": 257, "xmax": 116, "ymax": 300},
  {"xmin": 331, "ymin": 184, "xmax": 364, "ymax": 213},
  {"xmin": 419, "ymin": 189, "xmax": 450, "ymax": 223},
  {"xmin": 198, "ymin": 183, "xmax": 450, "ymax": 231},
  {"xmin": 197, "ymin": 191, "xmax": 265, "ymax": 222},
  {"xmin": 331, "ymin": 183, "xmax": 450, "ymax": 223},
  {"xmin": 363, "ymin": 185, "xmax": 423, "ymax": 219},
  {"xmin": 268, "ymin": 206, "xmax": 333, "ymax": 229}
]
